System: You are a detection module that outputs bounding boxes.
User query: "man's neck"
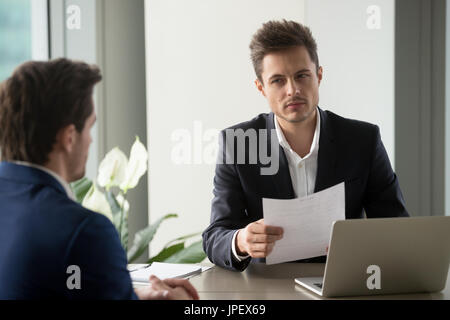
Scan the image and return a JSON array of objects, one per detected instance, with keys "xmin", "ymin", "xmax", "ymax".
[
  {"xmin": 277, "ymin": 109, "xmax": 317, "ymax": 158},
  {"xmin": 44, "ymin": 156, "xmax": 70, "ymax": 184}
]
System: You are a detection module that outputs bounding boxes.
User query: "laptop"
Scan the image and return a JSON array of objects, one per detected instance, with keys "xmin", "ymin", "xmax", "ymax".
[{"xmin": 295, "ymin": 216, "xmax": 450, "ymax": 297}]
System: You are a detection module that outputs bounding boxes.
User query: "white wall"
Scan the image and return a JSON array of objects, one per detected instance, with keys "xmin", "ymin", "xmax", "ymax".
[
  {"xmin": 145, "ymin": 0, "xmax": 395, "ymax": 255},
  {"xmin": 305, "ymin": 0, "xmax": 395, "ymax": 165}
]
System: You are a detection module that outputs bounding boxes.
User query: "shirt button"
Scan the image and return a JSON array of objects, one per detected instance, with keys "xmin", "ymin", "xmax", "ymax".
[{"xmin": 298, "ymin": 163, "xmax": 303, "ymax": 168}]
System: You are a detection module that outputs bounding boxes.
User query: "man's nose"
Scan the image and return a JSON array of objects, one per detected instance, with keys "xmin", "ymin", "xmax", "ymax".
[{"xmin": 286, "ymin": 79, "xmax": 301, "ymax": 96}]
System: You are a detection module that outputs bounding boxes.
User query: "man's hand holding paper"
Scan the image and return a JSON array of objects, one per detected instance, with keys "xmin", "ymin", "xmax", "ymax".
[
  {"xmin": 263, "ymin": 182, "xmax": 345, "ymax": 265},
  {"xmin": 235, "ymin": 219, "xmax": 284, "ymax": 258}
]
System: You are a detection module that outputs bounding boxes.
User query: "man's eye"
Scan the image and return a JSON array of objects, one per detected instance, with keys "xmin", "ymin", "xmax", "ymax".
[
  {"xmin": 271, "ymin": 79, "xmax": 282, "ymax": 84},
  {"xmin": 297, "ymin": 74, "xmax": 308, "ymax": 79}
]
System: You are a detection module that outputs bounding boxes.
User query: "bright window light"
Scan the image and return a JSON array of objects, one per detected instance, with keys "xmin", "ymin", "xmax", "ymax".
[{"xmin": 0, "ymin": 0, "xmax": 48, "ymax": 81}]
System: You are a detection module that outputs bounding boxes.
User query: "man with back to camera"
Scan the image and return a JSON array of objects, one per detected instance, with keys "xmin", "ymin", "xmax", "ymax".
[
  {"xmin": 202, "ymin": 20, "xmax": 409, "ymax": 272},
  {"xmin": 0, "ymin": 58, "xmax": 199, "ymax": 300}
]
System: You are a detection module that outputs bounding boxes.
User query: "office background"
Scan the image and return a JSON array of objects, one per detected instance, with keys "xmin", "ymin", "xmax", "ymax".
[{"xmin": 0, "ymin": 0, "xmax": 448, "ymax": 262}]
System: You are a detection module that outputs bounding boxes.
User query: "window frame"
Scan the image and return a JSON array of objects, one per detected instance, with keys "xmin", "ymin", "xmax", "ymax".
[{"xmin": 31, "ymin": 0, "xmax": 49, "ymax": 61}]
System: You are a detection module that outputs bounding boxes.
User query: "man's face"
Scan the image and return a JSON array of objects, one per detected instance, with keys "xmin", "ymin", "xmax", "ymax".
[
  {"xmin": 256, "ymin": 46, "xmax": 323, "ymax": 124},
  {"xmin": 69, "ymin": 107, "xmax": 96, "ymax": 182}
]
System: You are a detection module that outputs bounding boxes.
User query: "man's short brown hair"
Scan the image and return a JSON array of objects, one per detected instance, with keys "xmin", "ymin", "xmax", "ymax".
[
  {"xmin": 249, "ymin": 19, "xmax": 319, "ymax": 84},
  {"xmin": 0, "ymin": 58, "xmax": 102, "ymax": 165}
]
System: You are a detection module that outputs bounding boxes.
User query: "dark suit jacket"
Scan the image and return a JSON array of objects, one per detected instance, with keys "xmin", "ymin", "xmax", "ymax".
[
  {"xmin": 0, "ymin": 162, "xmax": 137, "ymax": 299},
  {"xmin": 202, "ymin": 108, "xmax": 409, "ymax": 272}
]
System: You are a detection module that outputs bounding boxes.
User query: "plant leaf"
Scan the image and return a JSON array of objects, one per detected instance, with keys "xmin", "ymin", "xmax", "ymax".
[
  {"xmin": 108, "ymin": 192, "xmax": 130, "ymax": 251},
  {"xmin": 105, "ymin": 190, "xmax": 121, "ymax": 216},
  {"xmin": 120, "ymin": 208, "xmax": 129, "ymax": 252},
  {"xmin": 127, "ymin": 213, "xmax": 178, "ymax": 263},
  {"xmin": 163, "ymin": 240, "xmax": 206, "ymax": 264},
  {"xmin": 148, "ymin": 242, "xmax": 185, "ymax": 263},
  {"xmin": 112, "ymin": 211, "xmax": 121, "ymax": 231},
  {"xmin": 70, "ymin": 177, "xmax": 93, "ymax": 203},
  {"xmin": 162, "ymin": 232, "xmax": 203, "ymax": 249}
]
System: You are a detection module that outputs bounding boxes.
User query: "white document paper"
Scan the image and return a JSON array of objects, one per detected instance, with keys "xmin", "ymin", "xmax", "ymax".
[
  {"xmin": 263, "ymin": 182, "xmax": 345, "ymax": 265},
  {"xmin": 129, "ymin": 262, "xmax": 203, "ymax": 282}
]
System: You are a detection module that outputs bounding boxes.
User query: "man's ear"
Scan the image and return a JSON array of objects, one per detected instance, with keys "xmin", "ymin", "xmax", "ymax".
[
  {"xmin": 57, "ymin": 124, "xmax": 77, "ymax": 153},
  {"xmin": 255, "ymin": 79, "xmax": 266, "ymax": 97},
  {"xmin": 317, "ymin": 66, "xmax": 323, "ymax": 86}
]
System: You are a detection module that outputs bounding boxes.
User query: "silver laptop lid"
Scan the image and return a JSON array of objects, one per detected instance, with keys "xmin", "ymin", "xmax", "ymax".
[{"xmin": 322, "ymin": 216, "xmax": 450, "ymax": 297}]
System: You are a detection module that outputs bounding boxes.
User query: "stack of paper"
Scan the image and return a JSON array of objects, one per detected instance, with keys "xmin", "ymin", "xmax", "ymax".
[
  {"xmin": 129, "ymin": 262, "xmax": 203, "ymax": 282},
  {"xmin": 263, "ymin": 182, "xmax": 345, "ymax": 265}
]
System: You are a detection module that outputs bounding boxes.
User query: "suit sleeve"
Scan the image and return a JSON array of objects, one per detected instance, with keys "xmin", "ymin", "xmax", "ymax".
[
  {"xmin": 63, "ymin": 212, "xmax": 138, "ymax": 300},
  {"xmin": 363, "ymin": 126, "xmax": 409, "ymax": 218},
  {"xmin": 202, "ymin": 131, "xmax": 252, "ymax": 272}
]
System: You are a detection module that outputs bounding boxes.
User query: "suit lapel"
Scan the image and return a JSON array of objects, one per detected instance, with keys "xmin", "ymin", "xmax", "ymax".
[
  {"xmin": 265, "ymin": 113, "xmax": 295, "ymax": 199},
  {"xmin": 314, "ymin": 108, "xmax": 337, "ymax": 192}
]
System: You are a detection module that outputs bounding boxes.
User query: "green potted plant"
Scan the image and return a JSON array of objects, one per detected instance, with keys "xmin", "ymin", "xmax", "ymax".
[{"xmin": 70, "ymin": 137, "xmax": 206, "ymax": 264}]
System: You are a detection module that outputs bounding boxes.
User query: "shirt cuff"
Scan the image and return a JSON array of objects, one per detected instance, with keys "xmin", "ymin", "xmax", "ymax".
[{"xmin": 231, "ymin": 230, "xmax": 250, "ymax": 262}]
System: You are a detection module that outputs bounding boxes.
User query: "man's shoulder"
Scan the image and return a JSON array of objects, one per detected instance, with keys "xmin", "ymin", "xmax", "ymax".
[
  {"xmin": 44, "ymin": 188, "xmax": 112, "ymax": 230},
  {"xmin": 324, "ymin": 109, "xmax": 378, "ymax": 129},
  {"xmin": 223, "ymin": 113, "xmax": 271, "ymax": 132},
  {"xmin": 323, "ymin": 109, "xmax": 379, "ymax": 138},
  {"xmin": 9, "ymin": 182, "xmax": 111, "ymax": 234},
  {"xmin": 38, "ymin": 184, "xmax": 96, "ymax": 215},
  {"xmin": 219, "ymin": 109, "xmax": 380, "ymax": 138}
]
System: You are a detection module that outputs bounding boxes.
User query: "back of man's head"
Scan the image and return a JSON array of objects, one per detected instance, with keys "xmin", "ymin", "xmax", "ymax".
[{"xmin": 0, "ymin": 58, "xmax": 102, "ymax": 165}]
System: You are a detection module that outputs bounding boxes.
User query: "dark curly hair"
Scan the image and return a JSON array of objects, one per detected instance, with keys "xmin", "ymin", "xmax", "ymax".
[
  {"xmin": 0, "ymin": 58, "xmax": 102, "ymax": 165},
  {"xmin": 249, "ymin": 19, "xmax": 319, "ymax": 84}
]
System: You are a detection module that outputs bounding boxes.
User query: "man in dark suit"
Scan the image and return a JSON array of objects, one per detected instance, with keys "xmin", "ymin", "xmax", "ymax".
[
  {"xmin": 0, "ymin": 59, "xmax": 198, "ymax": 300},
  {"xmin": 202, "ymin": 20, "xmax": 409, "ymax": 272}
]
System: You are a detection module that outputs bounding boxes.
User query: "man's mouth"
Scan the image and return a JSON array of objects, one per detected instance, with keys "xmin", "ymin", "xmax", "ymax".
[{"xmin": 285, "ymin": 100, "xmax": 307, "ymax": 109}]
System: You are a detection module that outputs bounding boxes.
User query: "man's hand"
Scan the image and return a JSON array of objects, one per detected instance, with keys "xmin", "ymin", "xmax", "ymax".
[
  {"xmin": 162, "ymin": 277, "xmax": 200, "ymax": 300},
  {"xmin": 236, "ymin": 219, "xmax": 283, "ymax": 258},
  {"xmin": 134, "ymin": 275, "xmax": 200, "ymax": 300}
]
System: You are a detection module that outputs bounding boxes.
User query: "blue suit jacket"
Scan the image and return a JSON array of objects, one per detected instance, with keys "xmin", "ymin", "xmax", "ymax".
[
  {"xmin": 0, "ymin": 162, "xmax": 137, "ymax": 299},
  {"xmin": 202, "ymin": 108, "xmax": 409, "ymax": 272}
]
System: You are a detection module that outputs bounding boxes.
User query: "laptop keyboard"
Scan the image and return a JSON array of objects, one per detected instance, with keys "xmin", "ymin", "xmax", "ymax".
[{"xmin": 314, "ymin": 283, "xmax": 323, "ymax": 289}]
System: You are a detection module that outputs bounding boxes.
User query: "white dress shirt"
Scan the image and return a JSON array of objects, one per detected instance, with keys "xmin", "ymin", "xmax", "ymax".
[
  {"xmin": 274, "ymin": 109, "xmax": 321, "ymax": 198},
  {"xmin": 13, "ymin": 161, "xmax": 76, "ymax": 201},
  {"xmin": 232, "ymin": 108, "xmax": 321, "ymax": 261}
]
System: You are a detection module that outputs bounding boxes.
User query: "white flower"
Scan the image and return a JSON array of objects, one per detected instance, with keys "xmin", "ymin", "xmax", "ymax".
[
  {"xmin": 120, "ymin": 137, "xmax": 148, "ymax": 193},
  {"xmin": 82, "ymin": 184, "xmax": 113, "ymax": 221},
  {"xmin": 97, "ymin": 147, "xmax": 128, "ymax": 189}
]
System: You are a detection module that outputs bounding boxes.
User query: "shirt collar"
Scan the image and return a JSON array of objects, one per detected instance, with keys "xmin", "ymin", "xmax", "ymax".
[
  {"xmin": 12, "ymin": 161, "xmax": 76, "ymax": 201},
  {"xmin": 274, "ymin": 107, "xmax": 321, "ymax": 160}
]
